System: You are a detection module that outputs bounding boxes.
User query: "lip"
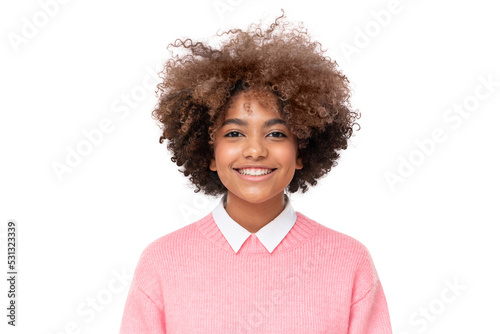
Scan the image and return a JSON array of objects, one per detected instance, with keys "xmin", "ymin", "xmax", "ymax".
[
  {"xmin": 233, "ymin": 168, "xmax": 277, "ymax": 182},
  {"xmin": 234, "ymin": 165, "xmax": 276, "ymax": 169}
]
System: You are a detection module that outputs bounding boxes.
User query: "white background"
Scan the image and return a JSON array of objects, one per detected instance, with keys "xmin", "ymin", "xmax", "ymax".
[{"xmin": 1, "ymin": 0, "xmax": 499, "ymax": 333}]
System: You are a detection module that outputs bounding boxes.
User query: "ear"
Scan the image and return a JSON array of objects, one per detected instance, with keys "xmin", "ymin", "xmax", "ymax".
[
  {"xmin": 209, "ymin": 157, "xmax": 217, "ymax": 171},
  {"xmin": 295, "ymin": 156, "xmax": 303, "ymax": 170}
]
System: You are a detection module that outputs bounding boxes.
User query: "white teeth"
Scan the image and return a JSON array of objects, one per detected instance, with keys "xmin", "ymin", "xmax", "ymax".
[{"xmin": 237, "ymin": 168, "xmax": 274, "ymax": 176}]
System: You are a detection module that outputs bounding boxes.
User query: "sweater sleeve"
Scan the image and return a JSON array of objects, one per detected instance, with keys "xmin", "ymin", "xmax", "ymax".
[
  {"xmin": 119, "ymin": 285, "xmax": 166, "ymax": 333},
  {"xmin": 347, "ymin": 246, "xmax": 392, "ymax": 334},
  {"xmin": 119, "ymin": 241, "xmax": 166, "ymax": 334}
]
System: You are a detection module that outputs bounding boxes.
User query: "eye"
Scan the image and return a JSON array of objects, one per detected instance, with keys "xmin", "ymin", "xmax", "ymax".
[
  {"xmin": 223, "ymin": 131, "xmax": 287, "ymax": 138},
  {"xmin": 268, "ymin": 131, "xmax": 287, "ymax": 138},
  {"xmin": 224, "ymin": 131, "xmax": 242, "ymax": 137}
]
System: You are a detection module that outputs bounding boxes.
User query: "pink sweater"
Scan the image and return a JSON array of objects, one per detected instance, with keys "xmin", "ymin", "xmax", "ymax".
[{"xmin": 119, "ymin": 209, "xmax": 392, "ymax": 333}]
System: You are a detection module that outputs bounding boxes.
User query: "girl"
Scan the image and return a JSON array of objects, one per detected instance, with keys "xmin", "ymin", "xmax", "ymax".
[{"xmin": 120, "ymin": 10, "xmax": 392, "ymax": 334}]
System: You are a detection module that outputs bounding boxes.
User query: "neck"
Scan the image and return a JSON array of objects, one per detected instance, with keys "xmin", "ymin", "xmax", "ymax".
[{"xmin": 224, "ymin": 192, "xmax": 287, "ymax": 233}]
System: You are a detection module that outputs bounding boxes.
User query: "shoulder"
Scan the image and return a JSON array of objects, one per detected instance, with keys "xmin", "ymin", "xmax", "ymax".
[
  {"xmin": 134, "ymin": 209, "xmax": 212, "ymax": 267},
  {"xmin": 130, "ymin": 215, "xmax": 208, "ymax": 289},
  {"xmin": 297, "ymin": 212, "xmax": 380, "ymax": 299},
  {"xmin": 140, "ymin": 216, "xmax": 205, "ymax": 260},
  {"xmin": 297, "ymin": 211, "xmax": 371, "ymax": 257},
  {"xmin": 296, "ymin": 211, "xmax": 377, "ymax": 281}
]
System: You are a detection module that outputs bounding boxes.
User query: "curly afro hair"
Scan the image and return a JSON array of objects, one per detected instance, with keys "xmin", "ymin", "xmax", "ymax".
[{"xmin": 152, "ymin": 10, "xmax": 360, "ymax": 197}]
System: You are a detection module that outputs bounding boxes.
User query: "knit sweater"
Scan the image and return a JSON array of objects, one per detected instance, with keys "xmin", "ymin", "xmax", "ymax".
[{"xmin": 119, "ymin": 202, "xmax": 392, "ymax": 333}]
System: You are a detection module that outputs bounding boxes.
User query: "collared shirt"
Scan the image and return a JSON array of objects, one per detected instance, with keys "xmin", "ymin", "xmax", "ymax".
[{"xmin": 211, "ymin": 194, "xmax": 297, "ymax": 254}]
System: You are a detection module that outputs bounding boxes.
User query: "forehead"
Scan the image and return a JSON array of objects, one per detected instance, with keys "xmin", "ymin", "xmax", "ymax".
[{"xmin": 225, "ymin": 90, "xmax": 281, "ymax": 118}]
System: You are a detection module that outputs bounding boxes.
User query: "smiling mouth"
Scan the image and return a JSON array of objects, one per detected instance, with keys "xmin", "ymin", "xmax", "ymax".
[{"xmin": 234, "ymin": 168, "xmax": 277, "ymax": 176}]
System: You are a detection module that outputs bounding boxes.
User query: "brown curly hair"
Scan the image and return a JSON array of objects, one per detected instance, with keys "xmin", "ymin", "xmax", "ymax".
[{"xmin": 152, "ymin": 10, "xmax": 360, "ymax": 197}]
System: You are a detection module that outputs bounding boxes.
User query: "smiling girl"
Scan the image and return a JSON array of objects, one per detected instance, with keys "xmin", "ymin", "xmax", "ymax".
[
  {"xmin": 208, "ymin": 89, "xmax": 303, "ymax": 234},
  {"xmin": 120, "ymin": 10, "xmax": 392, "ymax": 334}
]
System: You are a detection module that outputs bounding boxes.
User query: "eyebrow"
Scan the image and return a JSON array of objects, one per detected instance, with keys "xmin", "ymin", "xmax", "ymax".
[{"xmin": 221, "ymin": 118, "xmax": 287, "ymax": 128}]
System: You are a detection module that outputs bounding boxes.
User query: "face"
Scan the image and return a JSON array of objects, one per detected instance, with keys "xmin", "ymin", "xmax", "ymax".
[{"xmin": 209, "ymin": 91, "xmax": 303, "ymax": 204}]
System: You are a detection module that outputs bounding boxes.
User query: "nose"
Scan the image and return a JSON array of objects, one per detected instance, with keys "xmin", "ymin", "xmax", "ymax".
[{"xmin": 242, "ymin": 135, "xmax": 268, "ymax": 159}]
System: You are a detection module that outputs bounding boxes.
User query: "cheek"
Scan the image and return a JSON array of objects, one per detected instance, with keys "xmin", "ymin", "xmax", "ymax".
[
  {"xmin": 273, "ymin": 145, "xmax": 297, "ymax": 165},
  {"xmin": 215, "ymin": 144, "xmax": 240, "ymax": 162}
]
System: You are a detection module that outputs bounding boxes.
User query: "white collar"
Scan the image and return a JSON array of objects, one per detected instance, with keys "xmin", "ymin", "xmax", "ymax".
[{"xmin": 211, "ymin": 194, "xmax": 297, "ymax": 254}]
